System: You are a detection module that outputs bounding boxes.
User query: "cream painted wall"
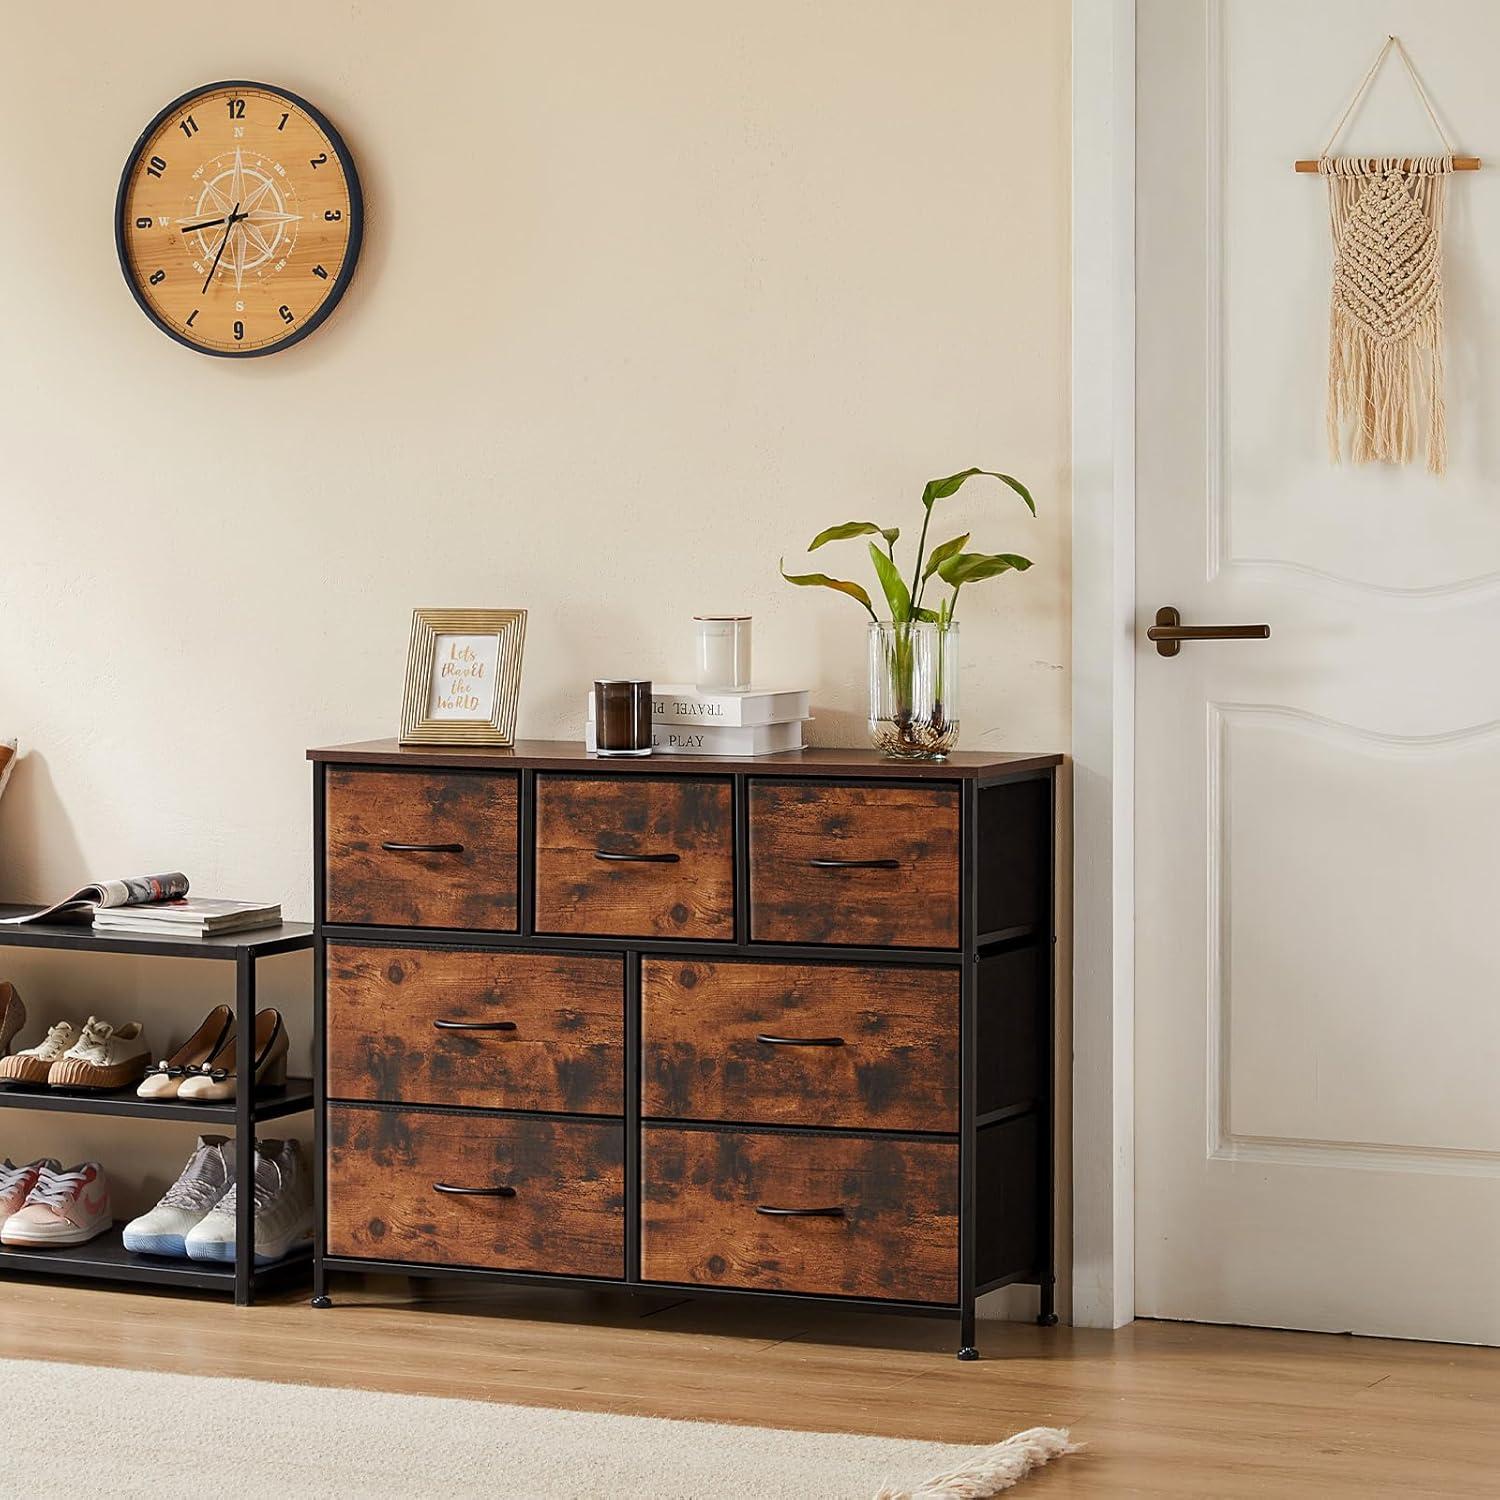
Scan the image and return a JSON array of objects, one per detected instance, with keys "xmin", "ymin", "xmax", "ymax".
[{"xmin": 0, "ymin": 2, "xmax": 1071, "ymax": 1298}]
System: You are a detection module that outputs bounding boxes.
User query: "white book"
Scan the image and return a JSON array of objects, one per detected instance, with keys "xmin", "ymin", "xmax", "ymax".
[
  {"xmin": 584, "ymin": 685, "xmax": 811, "ymax": 728},
  {"xmin": 586, "ymin": 719, "xmax": 806, "ymax": 757}
]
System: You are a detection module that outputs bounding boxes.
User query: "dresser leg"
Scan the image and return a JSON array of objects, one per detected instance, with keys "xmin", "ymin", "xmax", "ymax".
[
  {"xmin": 1037, "ymin": 1279, "xmax": 1058, "ymax": 1327},
  {"xmin": 957, "ymin": 1304, "xmax": 978, "ymax": 1360}
]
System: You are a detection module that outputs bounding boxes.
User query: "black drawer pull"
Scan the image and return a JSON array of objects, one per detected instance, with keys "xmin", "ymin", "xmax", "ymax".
[
  {"xmin": 755, "ymin": 1204, "xmax": 846, "ymax": 1219},
  {"xmin": 381, "ymin": 841, "xmax": 465, "ymax": 854},
  {"xmin": 432, "ymin": 1182, "xmax": 517, "ymax": 1198},
  {"xmin": 807, "ymin": 857, "xmax": 900, "ymax": 870},
  {"xmin": 433, "ymin": 1018, "xmax": 518, "ymax": 1032},
  {"xmin": 756, "ymin": 1033, "xmax": 845, "ymax": 1048},
  {"xmin": 593, "ymin": 850, "xmax": 681, "ymax": 864}
]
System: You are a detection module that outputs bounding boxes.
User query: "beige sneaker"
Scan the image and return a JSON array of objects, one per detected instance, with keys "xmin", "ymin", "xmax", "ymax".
[
  {"xmin": 0, "ymin": 1021, "xmax": 76, "ymax": 1085},
  {"xmin": 48, "ymin": 1017, "xmax": 150, "ymax": 1091}
]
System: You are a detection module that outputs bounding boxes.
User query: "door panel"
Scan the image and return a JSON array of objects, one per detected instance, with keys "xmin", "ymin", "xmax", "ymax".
[{"xmin": 1136, "ymin": 0, "xmax": 1500, "ymax": 1343}]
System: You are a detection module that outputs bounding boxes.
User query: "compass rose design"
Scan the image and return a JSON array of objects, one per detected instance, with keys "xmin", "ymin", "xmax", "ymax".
[{"xmin": 191, "ymin": 148, "xmax": 302, "ymax": 292}]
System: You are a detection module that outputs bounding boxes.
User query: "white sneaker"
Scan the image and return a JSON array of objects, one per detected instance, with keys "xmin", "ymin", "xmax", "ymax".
[
  {"xmin": 184, "ymin": 1139, "xmax": 312, "ymax": 1265},
  {"xmin": 48, "ymin": 1016, "xmax": 150, "ymax": 1090},
  {"xmin": 122, "ymin": 1135, "xmax": 234, "ymax": 1258}
]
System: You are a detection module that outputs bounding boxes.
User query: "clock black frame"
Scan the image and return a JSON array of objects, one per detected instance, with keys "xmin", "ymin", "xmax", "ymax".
[{"xmin": 114, "ymin": 80, "xmax": 364, "ymax": 359}]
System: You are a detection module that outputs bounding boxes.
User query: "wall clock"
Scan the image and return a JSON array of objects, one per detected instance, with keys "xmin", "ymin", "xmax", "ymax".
[{"xmin": 115, "ymin": 81, "xmax": 362, "ymax": 357}]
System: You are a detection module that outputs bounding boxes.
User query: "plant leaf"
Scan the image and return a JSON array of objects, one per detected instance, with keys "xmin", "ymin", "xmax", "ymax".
[
  {"xmin": 808, "ymin": 520, "xmax": 900, "ymax": 551},
  {"xmin": 911, "ymin": 606, "xmax": 941, "ymax": 623},
  {"xmin": 935, "ymin": 551, "xmax": 1034, "ymax": 586},
  {"xmin": 920, "ymin": 468, "xmax": 1037, "ymax": 517},
  {"xmin": 779, "ymin": 559, "xmax": 877, "ymax": 618},
  {"xmin": 921, "ymin": 532, "xmax": 970, "ymax": 582},
  {"xmin": 868, "ymin": 542, "xmax": 912, "ymax": 621}
]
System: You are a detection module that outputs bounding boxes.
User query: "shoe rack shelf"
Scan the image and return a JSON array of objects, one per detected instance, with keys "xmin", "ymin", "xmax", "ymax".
[
  {"xmin": 0, "ymin": 909, "xmax": 314, "ymax": 1305},
  {"xmin": 0, "ymin": 1078, "xmax": 315, "ymax": 1125}
]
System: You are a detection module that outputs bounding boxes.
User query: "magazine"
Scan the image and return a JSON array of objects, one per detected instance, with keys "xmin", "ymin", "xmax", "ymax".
[
  {"xmin": 92, "ymin": 897, "xmax": 280, "ymax": 936},
  {"xmin": 0, "ymin": 872, "xmax": 189, "ymax": 925}
]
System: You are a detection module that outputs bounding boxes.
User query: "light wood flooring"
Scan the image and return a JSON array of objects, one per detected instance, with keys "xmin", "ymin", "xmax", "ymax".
[{"xmin": 0, "ymin": 1275, "xmax": 1494, "ymax": 1496}]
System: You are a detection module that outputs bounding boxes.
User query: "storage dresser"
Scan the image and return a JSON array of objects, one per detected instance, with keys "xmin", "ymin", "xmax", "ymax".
[{"xmin": 307, "ymin": 738, "xmax": 1060, "ymax": 1357}]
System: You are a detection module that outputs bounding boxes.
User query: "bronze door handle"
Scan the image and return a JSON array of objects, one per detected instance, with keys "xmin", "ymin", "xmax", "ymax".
[{"xmin": 1147, "ymin": 606, "xmax": 1270, "ymax": 658}]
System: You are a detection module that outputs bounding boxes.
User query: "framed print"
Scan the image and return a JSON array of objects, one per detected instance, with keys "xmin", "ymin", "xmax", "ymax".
[{"xmin": 399, "ymin": 608, "xmax": 526, "ymax": 746}]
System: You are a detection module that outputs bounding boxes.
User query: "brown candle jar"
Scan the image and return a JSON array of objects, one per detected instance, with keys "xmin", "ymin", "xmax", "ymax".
[{"xmin": 593, "ymin": 680, "xmax": 653, "ymax": 757}]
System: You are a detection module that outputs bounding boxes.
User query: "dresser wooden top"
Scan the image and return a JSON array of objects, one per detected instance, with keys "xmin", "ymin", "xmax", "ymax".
[{"xmin": 307, "ymin": 738, "xmax": 1061, "ymax": 780}]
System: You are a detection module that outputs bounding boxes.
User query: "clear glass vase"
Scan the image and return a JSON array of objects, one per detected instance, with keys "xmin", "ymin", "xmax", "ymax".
[{"xmin": 868, "ymin": 621, "xmax": 959, "ymax": 760}]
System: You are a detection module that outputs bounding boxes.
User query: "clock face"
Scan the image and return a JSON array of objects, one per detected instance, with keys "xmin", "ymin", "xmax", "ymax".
[{"xmin": 116, "ymin": 82, "xmax": 362, "ymax": 357}]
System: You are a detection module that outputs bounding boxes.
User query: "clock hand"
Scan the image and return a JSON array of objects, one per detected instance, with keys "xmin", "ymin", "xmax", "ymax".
[
  {"xmin": 201, "ymin": 202, "xmax": 244, "ymax": 294},
  {"xmin": 180, "ymin": 216, "xmax": 227, "ymax": 234}
]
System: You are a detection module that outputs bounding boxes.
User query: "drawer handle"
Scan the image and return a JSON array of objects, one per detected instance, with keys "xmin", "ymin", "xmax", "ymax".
[
  {"xmin": 381, "ymin": 841, "xmax": 465, "ymax": 854},
  {"xmin": 807, "ymin": 857, "xmax": 900, "ymax": 870},
  {"xmin": 432, "ymin": 1182, "xmax": 517, "ymax": 1198},
  {"xmin": 755, "ymin": 1204, "xmax": 846, "ymax": 1219},
  {"xmin": 756, "ymin": 1034, "xmax": 846, "ymax": 1048},
  {"xmin": 433, "ymin": 1019, "xmax": 518, "ymax": 1032},
  {"xmin": 593, "ymin": 850, "xmax": 681, "ymax": 864}
]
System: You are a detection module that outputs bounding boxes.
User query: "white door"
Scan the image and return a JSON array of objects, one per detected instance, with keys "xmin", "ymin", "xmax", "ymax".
[{"xmin": 1135, "ymin": 0, "xmax": 1500, "ymax": 1343}]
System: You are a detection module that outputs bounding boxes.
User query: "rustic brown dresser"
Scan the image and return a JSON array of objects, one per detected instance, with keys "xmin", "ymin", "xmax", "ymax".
[{"xmin": 307, "ymin": 738, "xmax": 1060, "ymax": 1357}]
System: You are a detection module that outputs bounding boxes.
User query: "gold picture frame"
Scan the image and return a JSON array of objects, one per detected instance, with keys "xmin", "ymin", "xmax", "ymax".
[{"xmin": 399, "ymin": 608, "xmax": 527, "ymax": 746}]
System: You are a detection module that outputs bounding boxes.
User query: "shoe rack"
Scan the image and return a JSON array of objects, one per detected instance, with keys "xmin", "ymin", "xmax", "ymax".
[{"xmin": 0, "ymin": 908, "xmax": 314, "ymax": 1305}]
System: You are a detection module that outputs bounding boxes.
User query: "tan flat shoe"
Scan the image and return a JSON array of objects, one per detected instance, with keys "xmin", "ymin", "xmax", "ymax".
[
  {"xmin": 0, "ymin": 983, "xmax": 24, "ymax": 1056},
  {"xmin": 138, "ymin": 1005, "xmax": 234, "ymax": 1098},
  {"xmin": 178, "ymin": 1010, "xmax": 288, "ymax": 1101}
]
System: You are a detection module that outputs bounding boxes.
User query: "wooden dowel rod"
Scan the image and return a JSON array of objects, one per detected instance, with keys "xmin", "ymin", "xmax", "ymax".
[{"xmin": 1294, "ymin": 155, "xmax": 1480, "ymax": 173}]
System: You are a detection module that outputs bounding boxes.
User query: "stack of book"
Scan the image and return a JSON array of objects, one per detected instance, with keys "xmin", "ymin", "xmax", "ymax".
[
  {"xmin": 92, "ymin": 898, "xmax": 283, "ymax": 938},
  {"xmin": 585, "ymin": 684, "xmax": 811, "ymax": 757}
]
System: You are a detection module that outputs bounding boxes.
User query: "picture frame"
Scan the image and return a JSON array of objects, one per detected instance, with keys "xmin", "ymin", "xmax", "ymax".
[{"xmin": 399, "ymin": 608, "xmax": 527, "ymax": 746}]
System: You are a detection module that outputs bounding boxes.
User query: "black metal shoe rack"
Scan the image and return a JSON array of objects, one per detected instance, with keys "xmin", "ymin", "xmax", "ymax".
[{"xmin": 0, "ymin": 912, "xmax": 314, "ymax": 1304}]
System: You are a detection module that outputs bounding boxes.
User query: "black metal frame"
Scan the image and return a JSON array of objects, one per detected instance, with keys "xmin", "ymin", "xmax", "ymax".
[
  {"xmin": 0, "ymin": 914, "xmax": 315, "ymax": 1306},
  {"xmin": 309, "ymin": 759, "xmax": 1058, "ymax": 1353}
]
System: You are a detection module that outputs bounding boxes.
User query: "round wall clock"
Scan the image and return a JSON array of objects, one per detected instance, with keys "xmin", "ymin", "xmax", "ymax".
[{"xmin": 115, "ymin": 81, "xmax": 362, "ymax": 357}]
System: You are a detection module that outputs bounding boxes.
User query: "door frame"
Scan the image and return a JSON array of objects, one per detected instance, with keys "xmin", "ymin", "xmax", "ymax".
[{"xmin": 1069, "ymin": 0, "xmax": 1136, "ymax": 1330}]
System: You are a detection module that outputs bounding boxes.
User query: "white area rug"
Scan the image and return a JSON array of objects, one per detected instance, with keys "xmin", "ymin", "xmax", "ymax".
[{"xmin": 1, "ymin": 1356, "xmax": 1074, "ymax": 1498}]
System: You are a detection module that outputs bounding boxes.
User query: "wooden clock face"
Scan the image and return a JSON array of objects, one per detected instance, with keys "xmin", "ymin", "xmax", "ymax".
[{"xmin": 116, "ymin": 81, "xmax": 362, "ymax": 357}]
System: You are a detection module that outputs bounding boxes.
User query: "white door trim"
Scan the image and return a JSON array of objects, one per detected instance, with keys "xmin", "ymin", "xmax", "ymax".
[{"xmin": 1069, "ymin": 0, "xmax": 1136, "ymax": 1330}]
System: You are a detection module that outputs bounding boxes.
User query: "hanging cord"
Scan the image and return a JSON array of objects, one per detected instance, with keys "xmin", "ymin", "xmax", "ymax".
[{"xmin": 1319, "ymin": 34, "xmax": 1455, "ymax": 164}]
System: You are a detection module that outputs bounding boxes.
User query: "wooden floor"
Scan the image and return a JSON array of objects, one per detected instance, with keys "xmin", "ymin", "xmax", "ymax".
[{"xmin": 0, "ymin": 1275, "xmax": 1495, "ymax": 1496}]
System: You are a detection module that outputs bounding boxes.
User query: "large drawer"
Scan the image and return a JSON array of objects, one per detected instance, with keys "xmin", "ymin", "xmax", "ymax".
[
  {"xmin": 748, "ymin": 781, "xmax": 959, "ymax": 948},
  {"xmin": 326, "ymin": 944, "xmax": 624, "ymax": 1115},
  {"xmin": 534, "ymin": 775, "xmax": 734, "ymax": 940},
  {"xmin": 641, "ymin": 959, "xmax": 958, "ymax": 1132},
  {"xmin": 324, "ymin": 768, "xmax": 519, "ymax": 931},
  {"xmin": 640, "ymin": 1125, "xmax": 957, "ymax": 1303},
  {"xmin": 327, "ymin": 1105, "xmax": 624, "ymax": 1278}
]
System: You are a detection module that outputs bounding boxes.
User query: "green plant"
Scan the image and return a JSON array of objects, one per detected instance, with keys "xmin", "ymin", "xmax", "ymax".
[
  {"xmin": 779, "ymin": 468, "xmax": 1037, "ymax": 758},
  {"xmin": 778, "ymin": 467, "xmax": 1035, "ymax": 627}
]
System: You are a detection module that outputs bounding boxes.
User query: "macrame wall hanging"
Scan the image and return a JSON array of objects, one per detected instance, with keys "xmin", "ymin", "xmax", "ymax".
[{"xmin": 1296, "ymin": 37, "xmax": 1479, "ymax": 476}]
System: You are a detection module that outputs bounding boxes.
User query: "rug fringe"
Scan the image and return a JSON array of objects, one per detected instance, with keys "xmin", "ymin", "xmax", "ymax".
[{"xmin": 872, "ymin": 1425, "xmax": 1080, "ymax": 1499}]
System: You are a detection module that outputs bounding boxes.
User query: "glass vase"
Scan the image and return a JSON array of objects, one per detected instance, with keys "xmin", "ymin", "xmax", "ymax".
[{"xmin": 868, "ymin": 621, "xmax": 959, "ymax": 760}]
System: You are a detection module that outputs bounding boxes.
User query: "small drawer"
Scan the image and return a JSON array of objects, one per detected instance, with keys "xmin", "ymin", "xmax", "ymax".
[
  {"xmin": 327, "ymin": 1105, "xmax": 624, "ymax": 1278},
  {"xmin": 642, "ymin": 959, "xmax": 957, "ymax": 1132},
  {"xmin": 326, "ymin": 944, "xmax": 624, "ymax": 1114},
  {"xmin": 748, "ymin": 781, "xmax": 960, "ymax": 948},
  {"xmin": 324, "ymin": 768, "xmax": 519, "ymax": 931},
  {"xmin": 535, "ymin": 775, "xmax": 734, "ymax": 940},
  {"xmin": 641, "ymin": 1125, "xmax": 957, "ymax": 1302}
]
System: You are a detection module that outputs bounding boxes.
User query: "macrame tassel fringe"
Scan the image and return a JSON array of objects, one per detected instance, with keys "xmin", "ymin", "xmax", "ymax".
[
  {"xmin": 1322, "ymin": 157, "xmax": 1450, "ymax": 476},
  {"xmin": 873, "ymin": 1426, "xmax": 1080, "ymax": 1499},
  {"xmin": 1327, "ymin": 299, "xmax": 1446, "ymax": 475}
]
